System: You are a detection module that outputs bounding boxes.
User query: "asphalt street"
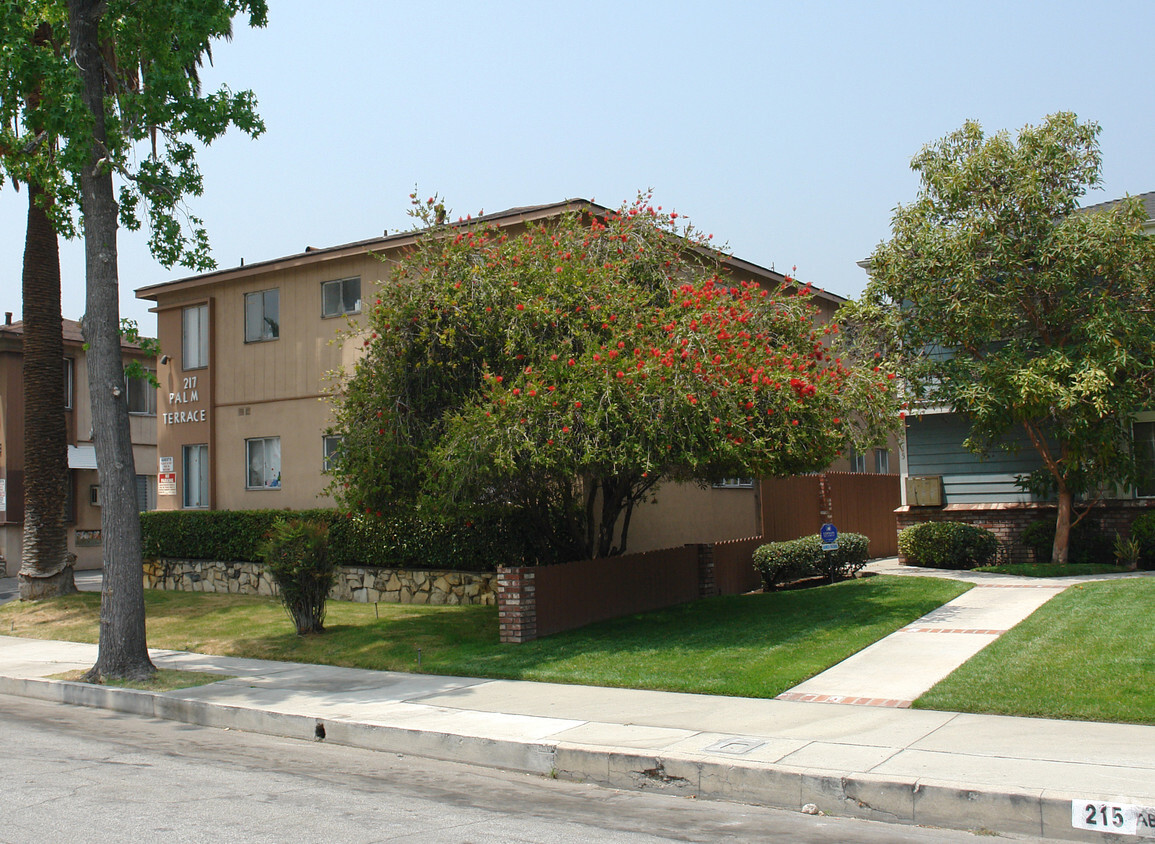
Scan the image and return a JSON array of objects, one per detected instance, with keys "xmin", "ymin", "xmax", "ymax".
[{"xmin": 0, "ymin": 694, "xmax": 1056, "ymax": 844}]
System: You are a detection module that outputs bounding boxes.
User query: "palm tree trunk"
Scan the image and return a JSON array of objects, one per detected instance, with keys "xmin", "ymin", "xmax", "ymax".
[{"xmin": 18, "ymin": 183, "xmax": 77, "ymax": 600}]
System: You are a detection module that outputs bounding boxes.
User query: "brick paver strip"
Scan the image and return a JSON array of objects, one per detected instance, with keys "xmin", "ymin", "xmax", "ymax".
[{"xmin": 775, "ymin": 691, "xmax": 913, "ymax": 708}]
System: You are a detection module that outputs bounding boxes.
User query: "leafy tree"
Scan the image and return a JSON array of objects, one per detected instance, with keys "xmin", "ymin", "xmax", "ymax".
[
  {"xmin": 849, "ymin": 114, "xmax": 1155, "ymax": 564},
  {"xmin": 328, "ymin": 194, "xmax": 891, "ymax": 561},
  {"xmin": 0, "ymin": 0, "xmax": 266, "ymax": 678}
]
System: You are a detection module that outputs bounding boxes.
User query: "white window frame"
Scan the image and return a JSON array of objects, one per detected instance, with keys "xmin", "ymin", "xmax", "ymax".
[
  {"xmin": 244, "ymin": 289, "xmax": 280, "ymax": 343},
  {"xmin": 63, "ymin": 357, "xmax": 74, "ymax": 409},
  {"xmin": 874, "ymin": 448, "xmax": 890, "ymax": 474},
  {"xmin": 321, "ymin": 277, "xmax": 361, "ymax": 318},
  {"xmin": 89, "ymin": 484, "xmax": 101, "ymax": 507},
  {"xmin": 125, "ymin": 369, "xmax": 157, "ymax": 416},
  {"xmin": 849, "ymin": 446, "xmax": 867, "ymax": 473},
  {"xmin": 322, "ymin": 435, "xmax": 342, "ymax": 473},
  {"xmin": 713, "ymin": 478, "xmax": 755, "ymax": 489},
  {"xmin": 246, "ymin": 436, "xmax": 282, "ymax": 489},
  {"xmin": 182, "ymin": 304, "xmax": 209, "ymax": 370},
  {"xmin": 183, "ymin": 443, "xmax": 210, "ymax": 509}
]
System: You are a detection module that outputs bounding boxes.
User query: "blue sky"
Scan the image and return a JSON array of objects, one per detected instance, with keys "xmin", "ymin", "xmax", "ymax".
[{"xmin": 2, "ymin": 0, "xmax": 1152, "ymax": 332}]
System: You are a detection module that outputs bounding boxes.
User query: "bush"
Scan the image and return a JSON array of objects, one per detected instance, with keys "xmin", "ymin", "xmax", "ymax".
[
  {"xmin": 753, "ymin": 533, "xmax": 870, "ymax": 590},
  {"xmin": 1019, "ymin": 518, "xmax": 1111, "ymax": 565},
  {"xmin": 1128, "ymin": 511, "xmax": 1155, "ymax": 571},
  {"xmin": 259, "ymin": 518, "xmax": 335, "ymax": 635},
  {"xmin": 141, "ymin": 508, "xmax": 561, "ymax": 572},
  {"xmin": 898, "ymin": 522, "xmax": 998, "ymax": 569}
]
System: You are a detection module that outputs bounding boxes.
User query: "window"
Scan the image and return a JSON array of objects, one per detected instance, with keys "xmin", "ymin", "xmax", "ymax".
[
  {"xmin": 182, "ymin": 304, "xmax": 208, "ymax": 370},
  {"xmin": 89, "ymin": 484, "xmax": 101, "ymax": 507},
  {"xmin": 183, "ymin": 444, "xmax": 209, "ymax": 508},
  {"xmin": 874, "ymin": 448, "xmax": 891, "ymax": 474},
  {"xmin": 849, "ymin": 446, "xmax": 867, "ymax": 473},
  {"xmin": 713, "ymin": 478, "xmax": 755, "ymax": 489},
  {"xmin": 1135, "ymin": 421, "xmax": 1155, "ymax": 497},
  {"xmin": 246, "ymin": 436, "xmax": 281, "ymax": 489},
  {"xmin": 125, "ymin": 369, "xmax": 157, "ymax": 415},
  {"xmin": 135, "ymin": 474, "xmax": 154, "ymax": 511},
  {"xmin": 244, "ymin": 289, "xmax": 279, "ymax": 342},
  {"xmin": 322, "ymin": 277, "xmax": 361, "ymax": 317},
  {"xmin": 322, "ymin": 435, "xmax": 342, "ymax": 472},
  {"xmin": 63, "ymin": 358, "xmax": 73, "ymax": 409}
]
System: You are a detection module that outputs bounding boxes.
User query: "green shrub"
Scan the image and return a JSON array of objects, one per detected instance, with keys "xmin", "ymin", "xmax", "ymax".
[
  {"xmin": 1128, "ymin": 511, "xmax": 1155, "ymax": 570},
  {"xmin": 141, "ymin": 508, "xmax": 561, "ymax": 572},
  {"xmin": 259, "ymin": 518, "xmax": 335, "ymax": 635},
  {"xmin": 753, "ymin": 532, "xmax": 870, "ymax": 590},
  {"xmin": 898, "ymin": 521, "xmax": 998, "ymax": 569},
  {"xmin": 1019, "ymin": 518, "xmax": 1111, "ymax": 565}
]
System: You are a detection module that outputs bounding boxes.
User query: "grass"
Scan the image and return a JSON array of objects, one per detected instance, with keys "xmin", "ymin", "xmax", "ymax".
[
  {"xmin": 0, "ymin": 575, "xmax": 968, "ymax": 699},
  {"xmin": 48, "ymin": 668, "xmax": 230, "ymax": 691},
  {"xmin": 974, "ymin": 562, "xmax": 1133, "ymax": 577},
  {"xmin": 915, "ymin": 578, "xmax": 1155, "ymax": 725}
]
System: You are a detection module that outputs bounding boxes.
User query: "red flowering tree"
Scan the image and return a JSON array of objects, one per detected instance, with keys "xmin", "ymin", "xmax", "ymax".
[{"xmin": 328, "ymin": 194, "xmax": 891, "ymax": 561}]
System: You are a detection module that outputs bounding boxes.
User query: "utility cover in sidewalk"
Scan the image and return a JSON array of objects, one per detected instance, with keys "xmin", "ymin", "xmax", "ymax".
[{"xmin": 703, "ymin": 737, "xmax": 767, "ymax": 755}]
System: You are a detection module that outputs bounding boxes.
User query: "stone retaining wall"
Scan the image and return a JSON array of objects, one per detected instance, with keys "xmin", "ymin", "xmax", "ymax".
[{"xmin": 143, "ymin": 559, "xmax": 497, "ymax": 606}]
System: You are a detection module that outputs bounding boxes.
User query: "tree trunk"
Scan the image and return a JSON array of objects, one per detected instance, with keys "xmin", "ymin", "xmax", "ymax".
[
  {"xmin": 1052, "ymin": 487, "xmax": 1073, "ymax": 565},
  {"xmin": 69, "ymin": 0, "xmax": 155, "ymax": 681},
  {"xmin": 19, "ymin": 183, "xmax": 77, "ymax": 600}
]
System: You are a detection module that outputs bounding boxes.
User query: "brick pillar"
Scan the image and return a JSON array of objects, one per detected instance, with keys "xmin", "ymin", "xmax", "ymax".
[
  {"xmin": 497, "ymin": 566, "xmax": 537, "ymax": 643},
  {"xmin": 696, "ymin": 543, "xmax": 718, "ymax": 598}
]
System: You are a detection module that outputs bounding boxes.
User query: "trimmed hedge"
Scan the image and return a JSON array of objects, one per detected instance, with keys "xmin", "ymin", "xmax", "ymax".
[
  {"xmin": 141, "ymin": 508, "xmax": 561, "ymax": 572},
  {"xmin": 752, "ymin": 533, "xmax": 869, "ymax": 590},
  {"xmin": 1128, "ymin": 511, "xmax": 1155, "ymax": 570},
  {"xmin": 897, "ymin": 521, "xmax": 998, "ymax": 569},
  {"xmin": 1019, "ymin": 517, "xmax": 1111, "ymax": 566}
]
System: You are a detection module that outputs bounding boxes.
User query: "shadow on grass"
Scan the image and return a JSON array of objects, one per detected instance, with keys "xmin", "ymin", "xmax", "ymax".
[{"xmin": 2, "ymin": 575, "xmax": 967, "ymax": 700}]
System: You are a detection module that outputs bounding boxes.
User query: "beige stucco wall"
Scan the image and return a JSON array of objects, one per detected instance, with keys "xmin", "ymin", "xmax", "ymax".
[{"xmin": 625, "ymin": 481, "xmax": 762, "ymax": 553}]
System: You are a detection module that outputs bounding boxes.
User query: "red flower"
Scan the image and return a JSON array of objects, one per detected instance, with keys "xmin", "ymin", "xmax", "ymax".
[{"xmin": 516, "ymin": 303, "xmax": 525, "ymax": 311}]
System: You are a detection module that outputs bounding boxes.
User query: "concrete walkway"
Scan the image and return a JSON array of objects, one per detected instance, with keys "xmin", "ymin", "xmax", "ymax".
[
  {"xmin": 1, "ymin": 564, "xmax": 1153, "ymax": 842},
  {"xmin": 777, "ymin": 560, "xmax": 1155, "ymax": 708}
]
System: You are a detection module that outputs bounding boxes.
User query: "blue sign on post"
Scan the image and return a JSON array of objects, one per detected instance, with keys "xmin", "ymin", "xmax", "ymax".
[{"xmin": 820, "ymin": 523, "xmax": 838, "ymax": 551}]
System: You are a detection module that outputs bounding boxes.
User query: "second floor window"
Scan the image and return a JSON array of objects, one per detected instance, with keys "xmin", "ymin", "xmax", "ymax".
[
  {"xmin": 322, "ymin": 277, "xmax": 361, "ymax": 317},
  {"xmin": 63, "ymin": 357, "xmax": 74, "ymax": 409},
  {"xmin": 244, "ymin": 289, "xmax": 279, "ymax": 342},
  {"xmin": 182, "ymin": 304, "xmax": 208, "ymax": 369},
  {"xmin": 246, "ymin": 436, "xmax": 281, "ymax": 489},
  {"xmin": 125, "ymin": 369, "xmax": 157, "ymax": 415}
]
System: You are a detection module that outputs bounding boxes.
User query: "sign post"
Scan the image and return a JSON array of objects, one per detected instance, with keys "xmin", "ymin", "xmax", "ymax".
[{"xmin": 820, "ymin": 523, "xmax": 839, "ymax": 583}]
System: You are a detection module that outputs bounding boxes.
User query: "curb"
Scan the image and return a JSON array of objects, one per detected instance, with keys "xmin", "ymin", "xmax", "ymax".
[{"xmin": 2, "ymin": 673, "xmax": 1142, "ymax": 842}]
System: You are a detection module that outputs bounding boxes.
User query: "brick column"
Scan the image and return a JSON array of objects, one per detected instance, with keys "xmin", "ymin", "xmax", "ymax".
[
  {"xmin": 695, "ymin": 543, "xmax": 718, "ymax": 598},
  {"xmin": 496, "ymin": 566, "xmax": 537, "ymax": 643}
]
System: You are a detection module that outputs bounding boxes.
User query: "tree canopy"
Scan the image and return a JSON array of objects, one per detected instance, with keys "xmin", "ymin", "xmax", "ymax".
[
  {"xmin": 328, "ymin": 194, "xmax": 893, "ymax": 561},
  {"xmin": 848, "ymin": 113, "xmax": 1155, "ymax": 564}
]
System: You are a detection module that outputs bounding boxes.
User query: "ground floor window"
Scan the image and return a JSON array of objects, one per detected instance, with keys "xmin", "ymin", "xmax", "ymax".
[
  {"xmin": 322, "ymin": 435, "xmax": 342, "ymax": 473},
  {"xmin": 1135, "ymin": 420, "xmax": 1155, "ymax": 497},
  {"xmin": 183, "ymin": 444, "xmax": 209, "ymax": 508},
  {"xmin": 246, "ymin": 436, "xmax": 281, "ymax": 489},
  {"xmin": 874, "ymin": 448, "xmax": 891, "ymax": 474},
  {"xmin": 712, "ymin": 478, "xmax": 754, "ymax": 489}
]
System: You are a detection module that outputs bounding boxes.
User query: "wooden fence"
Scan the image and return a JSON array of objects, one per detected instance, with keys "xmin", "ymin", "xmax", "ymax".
[{"xmin": 761, "ymin": 472, "xmax": 901, "ymax": 558}]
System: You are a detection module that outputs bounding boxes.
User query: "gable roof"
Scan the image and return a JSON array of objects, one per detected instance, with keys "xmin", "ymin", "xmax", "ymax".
[
  {"xmin": 0, "ymin": 317, "xmax": 151, "ymax": 350},
  {"xmin": 1078, "ymin": 190, "xmax": 1155, "ymax": 221},
  {"xmin": 135, "ymin": 199, "xmax": 845, "ymax": 306}
]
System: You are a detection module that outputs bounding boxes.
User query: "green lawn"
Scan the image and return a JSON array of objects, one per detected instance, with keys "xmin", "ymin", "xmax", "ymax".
[
  {"xmin": 974, "ymin": 562, "xmax": 1132, "ymax": 577},
  {"xmin": 0, "ymin": 575, "xmax": 968, "ymax": 699},
  {"xmin": 915, "ymin": 578, "xmax": 1155, "ymax": 725}
]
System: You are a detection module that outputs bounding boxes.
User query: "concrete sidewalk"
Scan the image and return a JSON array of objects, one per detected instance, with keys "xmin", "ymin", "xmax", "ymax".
[
  {"xmin": 1, "ymin": 631, "xmax": 1153, "ymax": 842},
  {"xmin": 778, "ymin": 561, "xmax": 1155, "ymax": 708}
]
